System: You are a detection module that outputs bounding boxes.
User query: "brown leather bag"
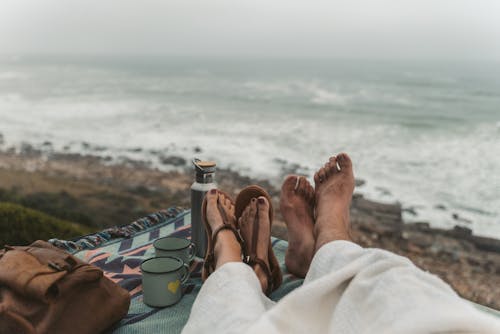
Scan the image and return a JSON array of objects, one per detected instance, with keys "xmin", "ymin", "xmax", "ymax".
[{"xmin": 0, "ymin": 240, "xmax": 130, "ymax": 334}]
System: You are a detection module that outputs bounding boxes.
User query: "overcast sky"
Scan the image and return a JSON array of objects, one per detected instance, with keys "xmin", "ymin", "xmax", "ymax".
[{"xmin": 1, "ymin": 0, "xmax": 499, "ymax": 60}]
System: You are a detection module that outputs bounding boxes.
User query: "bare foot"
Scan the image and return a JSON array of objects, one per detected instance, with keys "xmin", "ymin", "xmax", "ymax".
[
  {"xmin": 280, "ymin": 175, "xmax": 315, "ymax": 278},
  {"xmin": 205, "ymin": 189, "xmax": 242, "ymax": 269},
  {"xmin": 239, "ymin": 196, "xmax": 272, "ymax": 293},
  {"xmin": 313, "ymin": 153, "xmax": 355, "ymax": 252}
]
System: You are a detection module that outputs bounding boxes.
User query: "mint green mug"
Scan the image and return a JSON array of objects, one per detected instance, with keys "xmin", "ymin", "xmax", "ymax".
[
  {"xmin": 141, "ymin": 256, "xmax": 189, "ymax": 307},
  {"xmin": 153, "ymin": 237, "xmax": 196, "ymax": 264}
]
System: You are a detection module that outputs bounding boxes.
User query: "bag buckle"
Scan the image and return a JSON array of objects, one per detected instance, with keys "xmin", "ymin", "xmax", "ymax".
[{"xmin": 48, "ymin": 261, "xmax": 64, "ymax": 271}]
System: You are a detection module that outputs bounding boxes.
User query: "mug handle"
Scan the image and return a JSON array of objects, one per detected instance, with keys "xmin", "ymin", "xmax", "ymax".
[
  {"xmin": 187, "ymin": 243, "xmax": 197, "ymax": 261},
  {"xmin": 180, "ymin": 263, "xmax": 190, "ymax": 284}
]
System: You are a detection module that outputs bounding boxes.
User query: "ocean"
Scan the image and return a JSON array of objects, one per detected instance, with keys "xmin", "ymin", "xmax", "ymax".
[{"xmin": 0, "ymin": 55, "xmax": 499, "ymax": 238}]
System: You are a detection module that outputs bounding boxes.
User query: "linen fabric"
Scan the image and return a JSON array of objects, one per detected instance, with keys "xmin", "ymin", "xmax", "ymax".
[{"xmin": 183, "ymin": 240, "xmax": 500, "ymax": 334}]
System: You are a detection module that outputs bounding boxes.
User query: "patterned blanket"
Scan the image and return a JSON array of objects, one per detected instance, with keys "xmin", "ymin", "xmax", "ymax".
[{"xmin": 52, "ymin": 209, "xmax": 302, "ymax": 334}]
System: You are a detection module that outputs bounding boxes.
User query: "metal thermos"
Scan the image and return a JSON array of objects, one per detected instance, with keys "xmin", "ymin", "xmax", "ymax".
[{"xmin": 190, "ymin": 159, "xmax": 217, "ymax": 258}]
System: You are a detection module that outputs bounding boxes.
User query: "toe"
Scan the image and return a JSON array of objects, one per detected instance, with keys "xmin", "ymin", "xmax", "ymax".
[
  {"xmin": 206, "ymin": 189, "xmax": 219, "ymax": 209},
  {"xmin": 337, "ymin": 153, "xmax": 352, "ymax": 171},
  {"xmin": 318, "ymin": 168, "xmax": 326, "ymax": 183},
  {"xmin": 297, "ymin": 177, "xmax": 307, "ymax": 195},
  {"xmin": 323, "ymin": 161, "xmax": 333, "ymax": 177},
  {"xmin": 314, "ymin": 171, "xmax": 320, "ymax": 187},
  {"xmin": 224, "ymin": 196, "xmax": 231, "ymax": 208},
  {"xmin": 282, "ymin": 175, "xmax": 298, "ymax": 193},
  {"xmin": 328, "ymin": 156, "xmax": 339, "ymax": 174},
  {"xmin": 257, "ymin": 196, "xmax": 270, "ymax": 225},
  {"xmin": 249, "ymin": 198, "xmax": 257, "ymax": 219}
]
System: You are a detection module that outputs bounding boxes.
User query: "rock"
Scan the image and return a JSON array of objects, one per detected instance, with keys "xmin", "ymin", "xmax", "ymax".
[
  {"xmin": 452, "ymin": 213, "xmax": 472, "ymax": 224},
  {"xmin": 375, "ymin": 186, "xmax": 391, "ymax": 196},
  {"xmin": 127, "ymin": 147, "xmax": 142, "ymax": 153},
  {"xmin": 434, "ymin": 204, "xmax": 447, "ymax": 210},
  {"xmin": 194, "ymin": 146, "xmax": 202, "ymax": 153},
  {"xmin": 352, "ymin": 192, "xmax": 364, "ymax": 199},
  {"xmin": 355, "ymin": 178, "xmax": 366, "ymax": 187},
  {"xmin": 93, "ymin": 145, "xmax": 107, "ymax": 152},
  {"xmin": 81, "ymin": 142, "xmax": 90, "ymax": 149},
  {"xmin": 51, "ymin": 152, "xmax": 83, "ymax": 161},
  {"xmin": 117, "ymin": 156, "xmax": 151, "ymax": 168},
  {"xmin": 429, "ymin": 244, "xmax": 443, "ymax": 255},
  {"xmin": 403, "ymin": 206, "xmax": 418, "ymax": 216},
  {"xmin": 0, "ymin": 133, "xmax": 3, "ymax": 145},
  {"xmin": 471, "ymin": 235, "xmax": 500, "ymax": 253},
  {"xmin": 352, "ymin": 197, "xmax": 402, "ymax": 216},
  {"xmin": 159, "ymin": 155, "xmax": 187, "ymax": 167},
  {"xmin": 451, "ymin": 225, "xmax": 473, "ymax": 238},
  {"xmin": 406, "ymin": 231, "xmax": 434, "ymax": 248},
  {"xmin": 20, "ymin": 143, "xmax": 41, "ymax": 157},
  {"xmin": 273, "ymin": 158, "xmax": 308, "ymax": 176},
  {"xmin": 405, "ymin": 222, "xmax": 431, "ymax": 232}
]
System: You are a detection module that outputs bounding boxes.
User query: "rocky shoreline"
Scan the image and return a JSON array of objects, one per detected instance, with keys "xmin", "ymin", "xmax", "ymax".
[{"xmin": 0, "ymin": 141, "xmax": 499, "ymax": 310}]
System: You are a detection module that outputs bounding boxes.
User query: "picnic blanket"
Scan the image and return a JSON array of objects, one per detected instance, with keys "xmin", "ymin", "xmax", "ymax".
[
  {"xmin": 49, "ymin": 208, "xmax": 500, "ymax": 333},
  {"xmin": 50, "ymin": 208, "xmax": 303, "ymax": 334}
]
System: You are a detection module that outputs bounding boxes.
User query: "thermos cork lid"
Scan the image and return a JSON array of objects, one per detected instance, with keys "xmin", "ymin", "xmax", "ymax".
[
  {"xmin": 197, "ymin": 161, "xmax": 216, "ymax": 168},
  {"xmin": 193, "ymin": 158, "xmax": 216, "ymax": 174}
]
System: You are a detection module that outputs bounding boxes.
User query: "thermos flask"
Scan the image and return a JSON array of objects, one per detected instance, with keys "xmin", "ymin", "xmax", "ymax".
[{"xmin": 190, "ymin": 159, "xmax": 217, "ymax": 258}]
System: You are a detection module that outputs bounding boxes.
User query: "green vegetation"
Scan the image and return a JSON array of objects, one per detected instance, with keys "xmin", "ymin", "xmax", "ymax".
[
  {"xmin": 0, "ymin": 185, "xmax": 177, "ymax": 230},
  {"xmin": 0, "ymin": 202, "xmax": 91, "ymax": 246},
  {"xmin": 0, "ymin": 188, "xmax": 94, "ymax": 226}
]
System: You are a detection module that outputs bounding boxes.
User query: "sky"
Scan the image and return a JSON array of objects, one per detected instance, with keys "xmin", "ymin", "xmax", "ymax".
[{"xmin": 1, "ymin": 0, "xmax": 499, "ymax": 60}]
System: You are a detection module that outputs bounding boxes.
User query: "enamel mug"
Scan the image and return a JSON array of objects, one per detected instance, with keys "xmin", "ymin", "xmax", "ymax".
[
  {"xmin": 141, "ymin": 256, "xmax": 189, "ymax": 307},
  {"xmin": 153, "ymin": 237, "xmax": 196, "ymax": 264}
]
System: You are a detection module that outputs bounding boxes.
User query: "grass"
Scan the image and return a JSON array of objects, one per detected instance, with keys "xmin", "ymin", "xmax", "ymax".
[{"xmin": 0, "ymin": 202, "xmax": 91, "ymax": 246}]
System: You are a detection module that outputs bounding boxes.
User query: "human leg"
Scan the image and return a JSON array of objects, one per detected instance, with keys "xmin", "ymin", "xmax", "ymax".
[
  {"xmin": 255, "ymin": 153, "xmax": 500, "ymax": 333},
  {"xmin": 182, "ymin": 190, "xmax": 274, "ymax": 334}
]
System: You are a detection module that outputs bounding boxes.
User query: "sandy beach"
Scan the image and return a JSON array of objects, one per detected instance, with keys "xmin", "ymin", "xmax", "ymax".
[{"xmin": 0, "ymin": 145, "xmax": 499, "ymax": 310}]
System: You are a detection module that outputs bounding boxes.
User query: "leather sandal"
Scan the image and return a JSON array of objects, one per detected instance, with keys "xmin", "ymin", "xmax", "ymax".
[
  {"xmin": 235, "ymin": 185, "xmax": 282, "ymax": 296},
  {"xmin": 201, "ymin": 190, "xmax": 243, "ymax": 281}
]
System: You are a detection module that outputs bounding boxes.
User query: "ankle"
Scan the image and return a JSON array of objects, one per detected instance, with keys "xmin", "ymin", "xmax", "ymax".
[
  {"xmin": 314, "ymin": 214, "xmax": 349, "ymax": 235},
  {"xmin": 314, "ymin": 230, "xmax": 351, "ymax": 252},
  {"xmin": 214, "ymin": 231, "xmax": 242, "ymax": 268}
]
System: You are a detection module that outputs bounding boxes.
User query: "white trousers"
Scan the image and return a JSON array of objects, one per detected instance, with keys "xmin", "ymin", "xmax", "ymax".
[{"xmin": 182, "ymin": 241, "xmax": 500, "ymax": 334}]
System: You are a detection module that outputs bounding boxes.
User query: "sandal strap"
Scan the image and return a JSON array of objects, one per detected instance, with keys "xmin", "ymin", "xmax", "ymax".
[
  {"xmin": 212, "ymin": 224, "xmax": 243, "ymax": 244},
  {"xmin": 243, "ymin": 205, "xmax": 274, "ymax": 295},
  {"xmin": 204, "ymin": 224, "xmax": 242, "ymax": 272},
  {"xmin": 244, "ymin": 254, "xmax": 274, "ymax": 295}
]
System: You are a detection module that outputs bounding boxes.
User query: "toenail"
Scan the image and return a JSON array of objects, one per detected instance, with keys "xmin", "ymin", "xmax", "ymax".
[
  {"xmin": 258, "ymin": 198, "xmax": 265, "ymax": 204},
  {"xmin": 210, "ymin": 189, "xmax": 217, "ymax": 194},
  {"xmin": 294, "ymin": 176, "xmax": 301, "ymax": 191}
]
